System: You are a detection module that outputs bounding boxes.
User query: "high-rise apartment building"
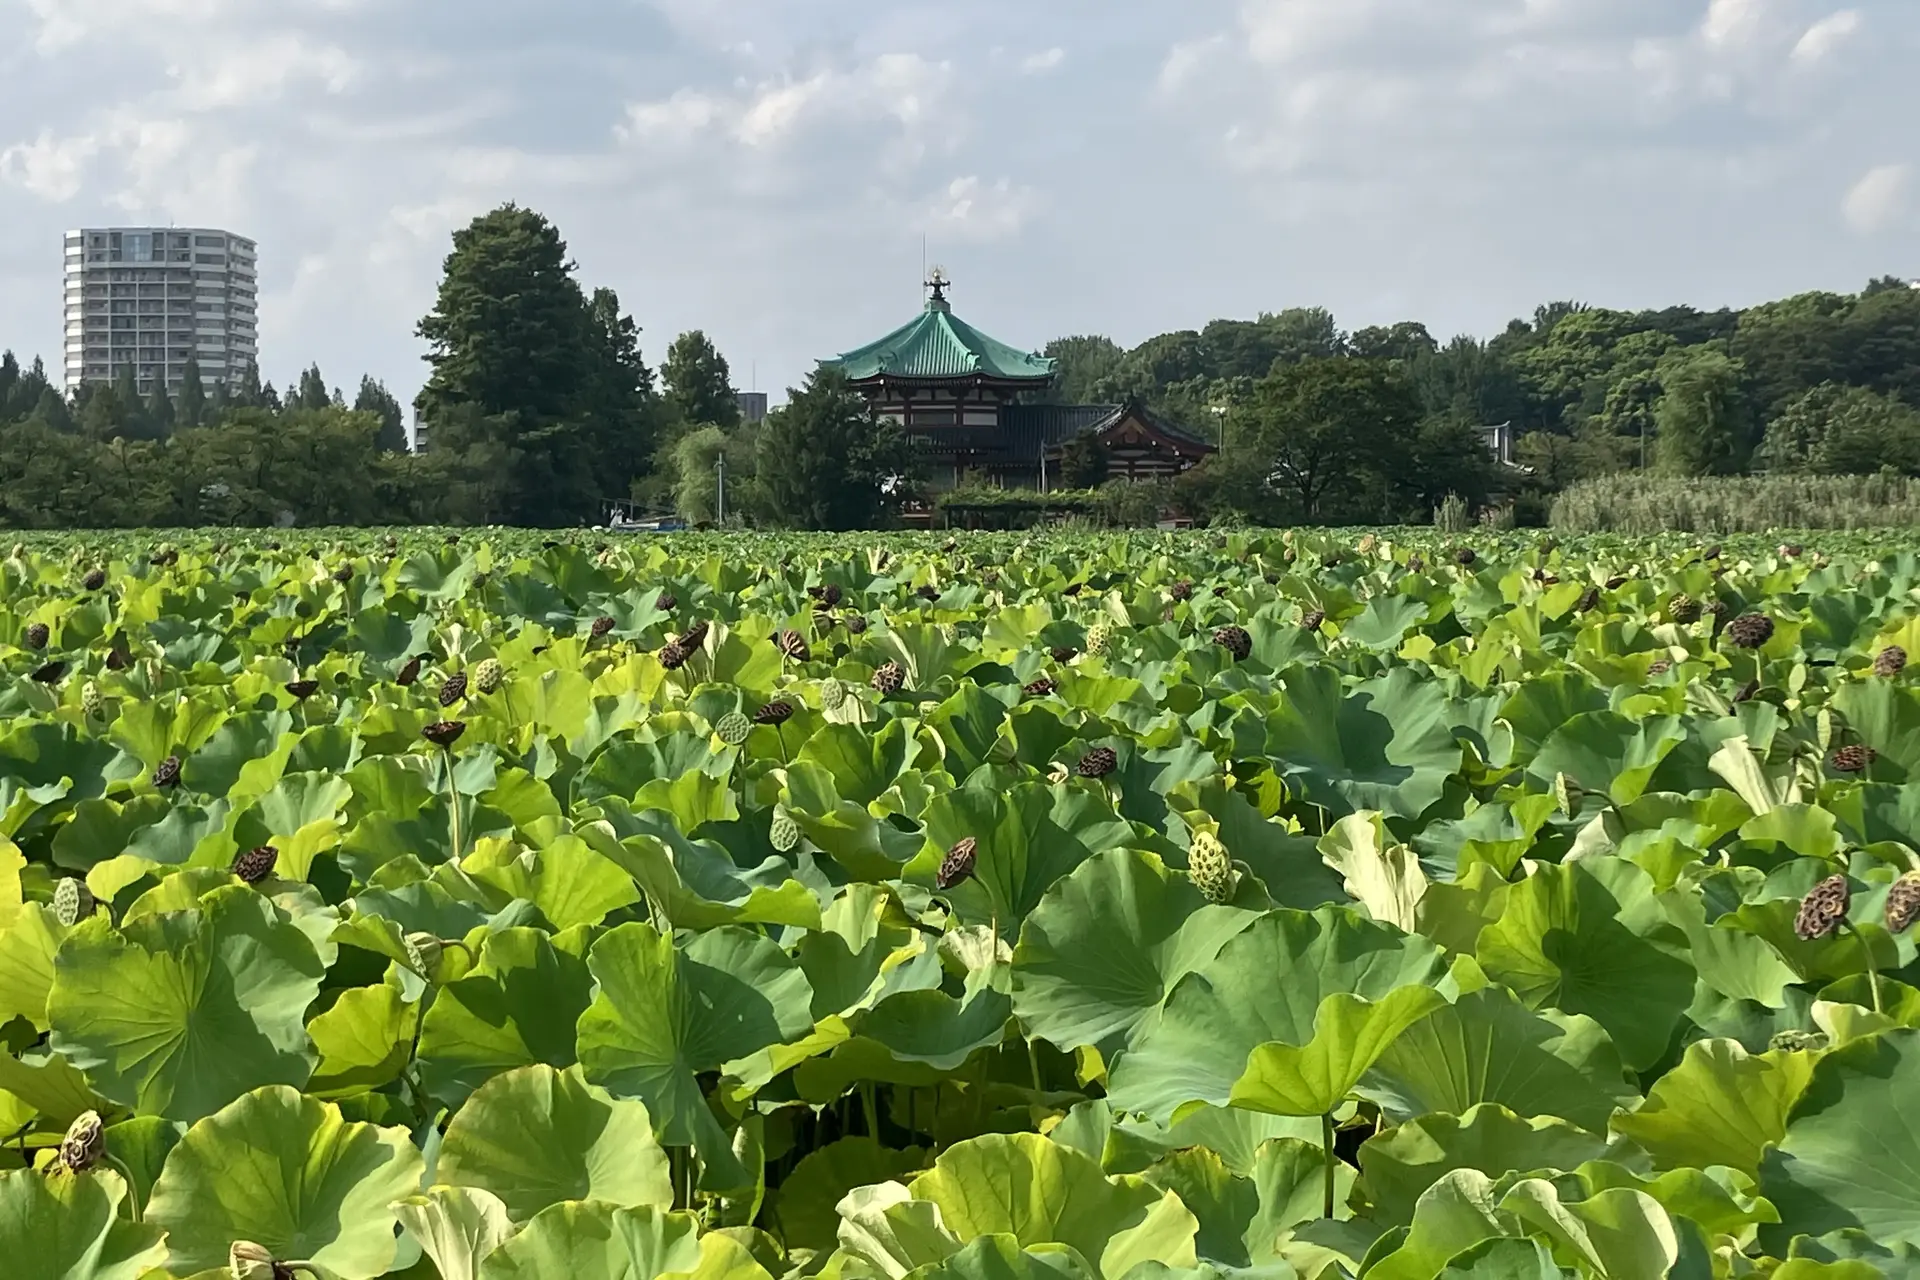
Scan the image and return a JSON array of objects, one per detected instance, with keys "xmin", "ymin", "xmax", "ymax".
[{"xmin": 62, "ymin": 227, "xmax": 258, "ymax": 394}]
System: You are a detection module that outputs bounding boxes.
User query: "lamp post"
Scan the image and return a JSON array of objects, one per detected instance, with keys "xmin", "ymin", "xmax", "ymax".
[
  {"xmin": 716, "ymin": 449, "xmax": 727, "ymax": 525},
  {"xmin": 1211, "ymin": 405, "xmax": 1229, "ymax": 450}
]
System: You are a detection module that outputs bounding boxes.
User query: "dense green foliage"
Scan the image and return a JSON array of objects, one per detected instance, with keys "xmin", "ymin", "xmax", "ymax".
[
  {"xmin": 1552, "ymin": 474, "xmax": 1920, "ymax": 533},
  {"xmin": 5, "ymin": 528, "xmax": 1920, "ymax": 1276}
]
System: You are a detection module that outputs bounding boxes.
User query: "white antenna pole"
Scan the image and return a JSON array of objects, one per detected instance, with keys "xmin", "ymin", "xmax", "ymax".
[{"xmin": 716, "ymin": 449, "xmax": 727, "ymax": 525}]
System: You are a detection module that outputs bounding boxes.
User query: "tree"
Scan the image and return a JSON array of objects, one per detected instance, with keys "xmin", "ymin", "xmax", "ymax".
[
  {"xmin": 292, "ymin": 364, "xmax": 333, "ymax": 412},
  {"xmin": 416, "ymin": 204, "xmax": 623, "ymax": 523},
  {"xmin": 1758, "ymin": 383, "xmax": 1920, "ymax": 475},
  {"xmin": 177, "ymin": 354, "xmax": 207, "ymax": 429},
  {"xmin": 1234, "ymin": 357, "xmax": 1425, "ymax": 522},
  {"xmin": 144, "ymin": 377, "xmax": 175, "ymax": 439},
  {"xmin": 231, "ymin": 360, "xmax": 265, "ymax": 409},
  {"xmin": 755, "ymin": 369, "xmax": 916, "ymax": 529},
  {"xmin": 1043, "ymin": 336, "xmax": 1125, "ymax": 405},
  {"xmin": 353, "ymin": 376, "xmax": 408, "ymax": 452},
  {"xmin": 1653, "ymin": 348, "xmax": 1752, "ymax": 475},
  {"xmin": 1056, "ymin": 432, "xmax": 1109, "ymax": 489},
  {"xmin": 661, "ymin": 331, "xmax": 739, "ymax": 429},
  {"xmin": 582, "ymin": 287, "xmax": 660, "ymax": 484},
  {"xmin": 1350, "ymin": 322, "xmax": 1439, "ymax": 364}
]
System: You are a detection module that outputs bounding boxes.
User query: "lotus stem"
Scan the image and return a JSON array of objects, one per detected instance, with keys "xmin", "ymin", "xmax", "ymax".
[
  {"xmin": 1322, "ymin": 1113, "xmax": 1337, "ymax": 1221},
  {"xmin": 1842, "ymin": 921, "xmax": 1884, "ymax": 1015},
  {"xmin": 860, "ymin": 1082, "xmax": 880, "ymax": 1139},
  {"xmin": 1027, "ymin": 1037, "xmax": 1044, "ymax": 1095},
  {"xmin": 442, "ymin": 746, "xmax": 464, "ymax": 863},
  {"xmin": 104, "ymin": 1153, "xmax": 141, "ymax": 1222}
]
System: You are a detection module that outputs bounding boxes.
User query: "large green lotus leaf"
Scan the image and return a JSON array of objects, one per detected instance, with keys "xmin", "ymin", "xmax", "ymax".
[
  {"xmin": 0, "ymin": 902, "xmax": 68, "ymax": 1030},
  {"xmin": 419, "ymin": 924, "xmax": 597, "ymax": 1109},
  {"xmin": 908, "ymin": 1133, "xmax": 1199, "ymax": 1280},
  {"xmin": 0, "ymin": 1049, "xmax": 110, "ymax": 1125},
  {"xmin": 1097, "ymin": 1105, "xmax": 1323, "ymax": 1178},
  {"xmin": 1357, "ymin": 1105, "xmax": 1613, "ymax": 1228},
  {"xmin": 145, "ymin": 1084, "xmax": 425, "ymax": 1278},
  {"xmin": 50, "ymin": 796, "xmax": 171, "ymax": 872},
  {"xmin": 916, "ymin": 782, "xmax": 1140, "ymax": 934},
  {"xmin": 904, "ymin": 1235, "xmax": 1100, "ymax": 1280},
  {"xmin": 307, "ymin": 983, "xmax": 413, "ymax": 1097},
  {"xmin": 1261, "ymin": 666, "xmax": 1464, "ymax": 820},
  {"xmin": 233, "ymin": 769, "xmax": 355, "ymax": 881},
  {"xmin": 797, "ymin": 720, "xmax": 915, "ymax": 807},
  {"xmin": 1499, "ymin": 673, "xmax": 1611, "ymax": 768},
  {"xmin": 393, "ymin": 1186, "xmax": 518, "ymax": 1280},
  {"xmin": 1833, "ymin": 680, "xmax": 1920, "ymax": 779},
  {"xmin": 1498, "ymin": 1180, "xmax": 1684, "ymax": 1280},
  {"xmin": 1474, "ymin": 859, "xmax": 1694, "ymax": 1072},
  {"xmin": 1228, "ymin": 985, "xmax": 1448, "ymax": 1117},
  {"xmin": 578, "ymin": 923, "xmax": 813, "ymax": 1186},
  {"xmin": 1359, "ymin": 986, "xmax": 1640, "ymax": 1134},
  {"xmin": 463, "ymin": 834, "xmax": 640, "ymax": 930},
  {"xmin": 1317, "ymin": 812, "xmax": 1428, "ymax": 933},
  {"xmin": 585, "ymin": 802, "xmax": 821, "ymax": 932},
  {"xmin": 1760, "ymin": 1028, "xmax": 1920, "ymax": 1249},
  {"xmin": 767, "ymin": 1136, "xmax": 930, "ymax": 1253},
  {"xmin": 1165, "ymin": 779, "xmax": 1347, "ymax": 911},
  {"xmin": 1523, "ymin": 712, "xmax": 1688, "ymax": 806},
  {"xmin": 48, "ymin": 884, "xmax": 325, "ymax": 1122},
  {"xmin": 837, "ymin": 1181, "xmax": 966, "ymax": 1280},
  {"xmin": 1658, "ymin": 885, "xmax": 1802, "ymax": 1009},
  {"xmin": 1434, "ymin": 1237, "xmax": 1569, "ymax": 1279},
  {"xmin": 1012, "ymin": 848, "xmax": 1269, "ymax": 1053},
  {"xmin": 478, "ymin": 1203, "xmax": 770, "ymax": 1280},
  {"xmin": 1571, "ymin": 1161, "xmax": 1777, "ymax": 1243},
  {"xmin": 437, "ymin": 1063, "xmax": 673, "ymax": 1222},
  {"xmin": 1364, "ymin": 1169, "xmax": 1510, "ymax": 1280},
  {"xmin": 791, "ymin": 972, "xmax": 1013, "ymax": 1101},
  {"xmin": 1107, "ymin": 909, "xmax": 1446, "ymax": 1123},
  {"xmin": 1611, "ymin": 1038, "xmax": 1815, "ymax": 1177},
  {"xmin": 797, "ymin": 884, "xmax": 943, "ymax": 1020},
  {"xmin": 0, "ymin": 1167, "xmax": 167, "ymax": 1280},
  {"xmin": 1141, "ymin": 1141, "xmax": 1352, "ymax": 1268}
]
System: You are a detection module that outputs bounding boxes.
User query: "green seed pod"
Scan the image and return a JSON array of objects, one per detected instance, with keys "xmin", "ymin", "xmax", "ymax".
[
  {"xmin": 52, "ymin": 877, "xmax": 92, "ymax": 927},
  {"xmin": 819, "ymin": 679, "xmax": 847, "ymax": 711},
  {"xmin": 770, "ymin": 812, "xmax": 801, "ymax": 854},
  {"xmin": 403, "ymin": 931, "xmax": 445, "ymax": 981},
  {"xmin": 473, "ymin": 658, "xmax": 505, "ymax": 695},
  {"xmin": 714, "ymin": 711, "xmax": 753, "ymax": 747},
  {"xmin": 1187, "ymin": 831, "xmax": 1238, "ymax": 905},
  {"xmin": 80, "ymin": 681, "xmax": 104, "ymax": 720},
  {"xmin": 228, "ymin": 1241, "xmax": 281, "ymax": 1280}
]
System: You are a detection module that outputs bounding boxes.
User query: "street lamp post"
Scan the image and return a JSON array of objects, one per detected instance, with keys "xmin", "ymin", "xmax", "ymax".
[
  {"xmin": 1210, "ymin": 405, "xmax": 1229, "ymax": 450},
  {"xmin": 716, "ymin": 449, "xmax": 727, "ymax": 525}
]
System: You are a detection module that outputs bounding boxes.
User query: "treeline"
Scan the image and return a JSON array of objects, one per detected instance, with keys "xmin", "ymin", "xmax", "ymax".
[
  {"xmin": 0, "ymin": 204, "xmax": 913, "ymax": 530},
  {"xmin": 1047, "ymin": 279, "xmax": 1920, "ymax": 524}
]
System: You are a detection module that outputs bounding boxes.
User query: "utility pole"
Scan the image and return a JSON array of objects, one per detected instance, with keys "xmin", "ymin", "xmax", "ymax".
[{"xmin": 716, "ymin": 449, "xmax": 727, "ymax": 525}]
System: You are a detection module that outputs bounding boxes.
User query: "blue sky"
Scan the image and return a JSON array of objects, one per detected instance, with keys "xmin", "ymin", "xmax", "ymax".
[{"xmin": 0, "ymin": 0, "xmax": 1913, "ymax": 408}]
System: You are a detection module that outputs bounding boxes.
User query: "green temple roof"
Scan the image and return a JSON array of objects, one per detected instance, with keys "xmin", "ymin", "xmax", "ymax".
[{"xmin": 826, "ymin": 281, "xmax": 1057, "ymax": 385}]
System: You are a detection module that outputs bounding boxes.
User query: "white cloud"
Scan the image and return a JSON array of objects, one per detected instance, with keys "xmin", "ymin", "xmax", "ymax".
[
  {"xmin": 1792, "ymin": 9, "xmax": 1861, "ymax": 61},
  {"xmin": 621, "ymin": 54, "xmax": 955, "ymax": 151},
  {"xmin": 1844, "ymin": 163, "xmax": 1912, "ymax": 233},
  {"xmin": 922, "ymin": 175, "xmax": 1038, "ymax": 241},
  {"xmin": 0, "ymin": 130, "xmax": 101, "ymax": 201},
  {"xmin": 1021, "ymin": 47, "xmax": 1065, "ymax": 73},
  {"xmin": 1700, "ymin": 0, "xmax": 1767, "ymax": 46},
  {"xmin": 170, "ymin": 36, "xmax": 360, "ymax": 110}
]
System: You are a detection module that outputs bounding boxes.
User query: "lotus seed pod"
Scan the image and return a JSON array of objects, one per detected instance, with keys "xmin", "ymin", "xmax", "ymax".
[
  {"xmin": 396, "ymin": 655, "xmax": 423, "ymax": 686},
  {"xmin": 1875, "ymin": 646, "xmax": 1908, "ymax": 677},
  {"xmin": 1212, "ymin": 625, "xmax": 1252, "ymax": 661},
  {"xmin": 777, "ymin": 629, "xmax": 811, "ymax": 662},
  {"xmin": 231, "ymin": 845, "xmax": 279, "ymax": 886},
  {"xmin": 52, "ymin": 876, "xmax": 91, "ymax": 927},
  {"xmin": 59, "ymin": 1110, "xmax": 105, "ymax": 1173},
  {"xmin": 1726, "ymin": 613, "xmax": 1774, "ymax": 650},
  {"xmin": 229, "ymin": 1241, "xmax": 281, "ymax": 1280},
  {"xmin": 403, "ymin": 931, "xmax": 445, "ymax": 981},
  {"xmin": 770, "ymin": 813, "xmax": 801, "ymax": 854},
  {"xmin": 657, "ymin": 639, "xmax": 691, "ymax": 670},
  {"xmin": 1022, "ymin": 677, "xmax": 1055, "ymax": 699},
  {"xmin": 1667, "ymin": 594, "xmax": 1701, "ymax": 625},
  {"xmin": 1768, "ymin": 1029, "xmax": 1829, "ymax": 1054},
  {"xmin": 1085, "ymin": 623, "xmax": 1112, "ymax": 656},
  {"xmin": 937, "ymin": 837, "xmax": 978, "ymax": 890},
  {"xmin": 819, "ymin": 679, "xmax": 847, "ymax": 711},
  {"xmin": 872, "ymin": 661, "xmax": 906, "ymax": 695},
  {"xmin": 473, "ymin": 658, "xmax": 505, "ymax": 695},
  {"xmin": 439, "ymin": 671, "xmax": 469, "ymax": 706},
  {"xmin": 422, "ymin": 720, "xmax": 466, "ymax": 748},
  {"xmin": 1553, "ymin": 773, "xmax": 1586, "ymax": 820},
  {"xmin": 714, "ymin": 711, "xmax": 752, "ymax": 746},
  {"xmin": 1188, "ymin": 831, "xmax": 1238, "ymax": 905},
  {"xmin": 1885, "ymin": 872, "xmax": 1920, "ymax": 934},
  {"xmin": 1830, "ymin": 744, "xmax": 1876, "ymax": 774},
  {"xmin": 1301, "ymin": 609, "xmax": 1327, "ymax": 633},
  {"xmin": 1077, "ymin": 746, "xmax": 1118, "ymax": 779},
  {"xmin": 80, "ymin": 682, "xmax": 104, "ymax": 720},
  {"xmin": 1795, "ymin": 874, "xmax": 1851, "ymax": 941},
  {"xmin": 152, "ymin": 755, "xmax": 183, "ymax": 789},
  {"xmin": 753, "ymin": 700, "xmax": 795, "ymax": 726}
]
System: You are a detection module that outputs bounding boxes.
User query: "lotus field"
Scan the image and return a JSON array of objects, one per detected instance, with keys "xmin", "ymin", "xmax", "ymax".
[{"xmin": 8, "ymin": 529, "xmax": 1920, "ymax": 1280}]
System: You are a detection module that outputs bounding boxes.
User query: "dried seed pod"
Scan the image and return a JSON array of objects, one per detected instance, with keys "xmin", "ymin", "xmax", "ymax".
[
  {"xmin": 422, "ymin": 720, "xmax": 466, "ymax": 748},
  {"xmin": 1453, "ymin": 547, "xmax": 1476, "ymax": 567},
  {"xmin": 1213, "ymin": 625, "xmax": 1252, "ymax": 661},
  {"xmin": 1301, "ymin": 609, "xmax": 1327, "ymax": 632},
  {"xmin": 1169, "ymin": 580, "xmax": 1194, "ymax": 602},
  {"xmin": 332, "ymin": 564, "xmax": 353, "ymax": 584},
  {"xmin": 285, "ymin": 680, "xmax": 320, "ymax": 700},
  {"xmin": 1077, "ymin": 746, "xmax": 1118, "ymax": 779},
  {"xmin": 1050, "ymin": 646, "xmax": 1078, "ymax": 663},
  {"xmin": 590, "ymin": 616, "xmax": 616, "ymax": 639},
  {"xmin": 657, "ymin": 640, "xmax": 690, "ymax": 671},
  {"xmin": 1875, "ymin": 646, "xmax": 1908, "ymax": 677},
  {"xmin": 1187, "ymin": 831, "xmax": 1237, "ymax": 904},
  {"xmin": 846, "ymin": 615, "xmax": 869, "ymax": 635},
  {"xmin": 777, "ymin": 630, "xmax": 812, "ymax": 662},
  {"xmin": 1667, "ymin": 594, "xmax": 1701, "ymax": 624},
  {"xmin": 439, "ymin": 672, "xmax": 468, "ymax": 706},
  {"xmin": 82, "ymin": 569, "xmax": 106, "ymax": 592},
  {"xmin": 936, "ymin": 837, "xmax": 978, "ymax": 890},
  {"xmin": 1648, "ymin": 659, "xmax": 1673, "ymax": 676},
  {"xmin": 1795, "ymin": 874, "xmax": 1851, "ymax": 941},
  {"xmin": 152, "ymin": 755, "xmax": 183, "ymax": 789},
  {"xmin": 681, "ymin": 620, "xmax": 710, "ymax": 649},
  {"xmin": 916, "ymin": 585, "xmax": 940, "ymax": 602},
  {"xmin": 1830, "ymin": 744, "xmax": 1876, "ymax": 774},
  {"xmin": 1732, "ymin": 679, "xmax": 1761, "ymax": 704},
  {"xmin": 753, "ymin": 700, "xmax": 795, "ymax": 726},
  {"xmin": 872, "ymin": 661, "xmax": 905, "ymax": 695},
  {"xmin": 396, "ymin": 655, "xmax": 423, "ymax": 686},
  {"xmin": 31, "ymin": 660, "xmax": 68, "ymax": 684},
  {"xmin": 655, "ymin": 592, "xmax": 678, "ymax": 612},
  {"xmin": 1726, "ymin": 614, "xmax": 1774, "ymax": 649},
  {"xmin": 231, "ymin": 845, "xmax": 279, "ymax": 885},
  {"xmin": 24, "ymin": 622, "xmax": 50, "ymax": 650},
  {"xmin": 1885, "ymin": 872, "xmax": 1920, "ymax": 934},
  {"xmin": 58, "ymin": 1110, "xmax": 105, "ymax": 1174},
  {"xmin": 1022, "ymin": 677, "xmax": 1056, "ymax": 699}
]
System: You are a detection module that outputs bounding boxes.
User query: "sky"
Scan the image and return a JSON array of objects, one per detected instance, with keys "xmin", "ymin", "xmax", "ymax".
[{"xmin": 0, "ymin": 0, "xmax": 1914, "ymax": 410}]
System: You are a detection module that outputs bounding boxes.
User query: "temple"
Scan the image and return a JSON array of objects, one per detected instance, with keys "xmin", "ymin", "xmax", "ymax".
[{"xmin": 822, "ymin": 272, "xmax": 1215, "ymax": 493}]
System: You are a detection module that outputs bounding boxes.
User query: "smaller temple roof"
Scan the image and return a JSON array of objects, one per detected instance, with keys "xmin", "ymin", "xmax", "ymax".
[
  {"xmin": 1003, "ymin": 399, "xmax": 1217, "ymax": 460},
  {"xmin": 826, "ymin": 273, "xmax": 1057, "ymax": 385}
]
